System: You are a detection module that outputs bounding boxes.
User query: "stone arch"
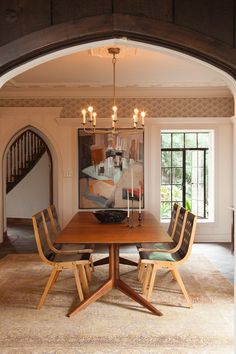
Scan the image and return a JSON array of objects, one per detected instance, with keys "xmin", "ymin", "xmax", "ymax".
[{"xmin": 0, "ymin": 14, "xmax": 235, "ymax": 82}]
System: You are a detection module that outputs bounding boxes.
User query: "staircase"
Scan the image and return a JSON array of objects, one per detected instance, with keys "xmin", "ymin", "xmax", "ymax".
[{"xmin": 6, "ymin": 129, "xmax": 47, "ymax": 193}]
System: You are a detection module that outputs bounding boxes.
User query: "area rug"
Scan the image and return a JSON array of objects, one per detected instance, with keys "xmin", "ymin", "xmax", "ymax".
[{"xmin": 0, "ymin": 253, "xmax": 234, "ymax": 354}]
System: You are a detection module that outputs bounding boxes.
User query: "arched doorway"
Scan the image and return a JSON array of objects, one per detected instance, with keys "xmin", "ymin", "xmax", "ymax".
[
  {"xmin": 2, "ymin": 126, "xmax": 53, "ymax": 249},
  {"xmin": 0, "ymin": 38, "xmax": 235, "ymax": 245}
]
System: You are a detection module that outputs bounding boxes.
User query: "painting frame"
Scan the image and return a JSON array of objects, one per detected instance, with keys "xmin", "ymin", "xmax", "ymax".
[{"xmin": 78, "ymin": 128, "xmax": 144, "ymax": 210}]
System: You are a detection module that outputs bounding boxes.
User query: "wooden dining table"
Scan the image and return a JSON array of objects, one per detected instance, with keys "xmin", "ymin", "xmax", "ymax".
[{"xmin": 56, "ymin": 211, "xmax": 172, "ymax": 317}]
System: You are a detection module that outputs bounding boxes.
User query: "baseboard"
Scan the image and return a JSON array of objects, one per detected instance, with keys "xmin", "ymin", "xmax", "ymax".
[{"xmin": 7, "ymin": 217, "xmax": 32, "ymax": 226}]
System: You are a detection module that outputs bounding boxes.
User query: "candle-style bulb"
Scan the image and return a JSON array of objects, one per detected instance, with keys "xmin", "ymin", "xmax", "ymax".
[
  {"xmin": 82, "ymin": 109, "xmax": 86, "ymax": 124},
  {"xmin": 92, "ymin": 112, "xmax": 97, "ymax": 127},
  {"xmin": 141, "ymin": 111, "xmax": 146, "ymax": 126},
  {"xmin": 88, "ymin": 106, "xmax": 93, "ymax": 122},
  {"xmin": 134, "ymin": 108, "xmax": 139, "ymax": 115}
]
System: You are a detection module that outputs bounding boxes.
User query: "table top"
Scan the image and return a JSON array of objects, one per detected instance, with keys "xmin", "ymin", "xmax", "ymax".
[{"xmin": 56, "ymin": 211, "xmax": 172, "ymax": 244}]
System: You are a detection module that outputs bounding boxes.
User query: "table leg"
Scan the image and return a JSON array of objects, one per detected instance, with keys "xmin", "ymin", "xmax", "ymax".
[
  {"xmin": 68, "ymin": 279, "xmax": 113, "ymax": 317},
  {"xmin": 116, "ymin": 279, "xmax": 162, "ymax": 316},
  {"xmin": 119, "ymin": 257, "xmax": 138, "ymax": 267},
  {"xmin": 93, "ymin": 256, "xmax": 109, "ymax": 266},
  {"xmin": 68, "ymin": 244, "xmax": 162, "ymax": 317},
  {"xmin": 68, "ymin": 245, "xmax": 116, "ymax": 317},
  {"xmin": 93, "ymin": 256, "xmax": 138, "ymax": 267}
]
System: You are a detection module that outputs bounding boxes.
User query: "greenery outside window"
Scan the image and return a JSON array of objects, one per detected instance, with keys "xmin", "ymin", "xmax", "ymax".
[{"xmin": 161, "ymin": 132, "xmax": 211, "ymax": 219}]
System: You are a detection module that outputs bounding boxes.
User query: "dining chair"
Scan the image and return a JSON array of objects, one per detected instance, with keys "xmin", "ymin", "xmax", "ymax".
[
  {"xmin": 137, "ymin": 203, "xmax": 180, "ymax": 252},
  {"xmin": 139, "ymin": 211, "xmax": 197, "ymax": 307},
  {"xmin": 45, "ymin": 205, "xmax": 94, "ymax": 271},
  {"xmin": 32, "ymin": 211, "xmax": 91, "ymax": 310},
  {"xmin": 137, "ymin": 206, "xmax": 186, "ymax": 281}
]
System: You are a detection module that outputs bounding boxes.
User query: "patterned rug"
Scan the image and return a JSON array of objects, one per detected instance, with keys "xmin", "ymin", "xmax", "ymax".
[{"xmin": 0, "ymin": 253, "xmax": 234, "ymax": 354}]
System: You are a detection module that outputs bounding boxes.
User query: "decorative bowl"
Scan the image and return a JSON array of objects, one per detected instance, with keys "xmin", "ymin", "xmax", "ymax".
[{"xmin": 93, "ymin": 210, "xmax": 127, "ymax": 223}]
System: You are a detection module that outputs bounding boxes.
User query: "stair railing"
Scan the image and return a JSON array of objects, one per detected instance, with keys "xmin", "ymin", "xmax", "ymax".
[{"xmin": 6, "ymin": 129, "xmax": 47, "ymax": 193}]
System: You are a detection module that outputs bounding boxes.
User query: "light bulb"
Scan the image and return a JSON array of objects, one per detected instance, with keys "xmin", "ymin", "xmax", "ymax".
[
  {"xmin": 81, "ymin": 109, "xmax": 86, "ymax": 124},
  {"xmin": 141, "ymin": 111, "xmax": 146, "ymax": 126},
  {"xmin": 133, "ymin": 114, "xmax": 138, "ymax": 123},
  {"xmin": 92, "ymin": 112, "xmax": 97, "ymax": 126},
  {"xmin": 134, "ymin": 108, "xmax": 139, "ymax": 115},
  {"xmin": 88, "ymin": 106, "xmax": 93, "ymax": 113}
]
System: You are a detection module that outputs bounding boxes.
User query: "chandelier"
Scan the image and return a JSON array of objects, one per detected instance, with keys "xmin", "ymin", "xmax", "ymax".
[{"xmin": 81, "ymin": 48, "xmax": 146, "ymax": 134}]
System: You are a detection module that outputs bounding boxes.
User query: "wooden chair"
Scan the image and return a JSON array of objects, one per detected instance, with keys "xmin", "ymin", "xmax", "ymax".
[
  {"xmin": 45, "ymin": 205, "xmax": 94, "ymax": 271},
  {"xmin": 32, "ymin": 211, "xmax": 91, "ymax": 310},
  {"xmin": 137, "ymin": 203, "xmax": 180, "ymax": 252},
  {"xmin": 139, "ymin": 211, "xmax": 197, "ymax": 308},
  {"xmin": 137, "ymin": 206, "xmax": 186, "ymax": 281}
]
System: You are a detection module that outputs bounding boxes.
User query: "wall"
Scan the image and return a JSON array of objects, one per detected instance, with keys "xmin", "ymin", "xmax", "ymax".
[
  {"xmin": 145, "ymin": 117, "xmax": 233, "ymax": 242},
  {"xmin": 6, "ymin": 152, "xmax": 50, "ymax": 218},
  {"xmin": 0, "ymin": 106, "xmax": 233, "ymax": 243}
]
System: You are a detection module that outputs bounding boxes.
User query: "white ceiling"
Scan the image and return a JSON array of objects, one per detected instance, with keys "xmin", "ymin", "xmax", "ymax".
[{"xmin": 1, "ymin": 45, "xmax": 232, "ymax": 97}]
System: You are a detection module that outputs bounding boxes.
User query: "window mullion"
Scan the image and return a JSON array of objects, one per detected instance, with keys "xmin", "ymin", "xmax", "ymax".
[{"xmin": 183, "ymin": 150, "xmax": 186, "ymax": 208}]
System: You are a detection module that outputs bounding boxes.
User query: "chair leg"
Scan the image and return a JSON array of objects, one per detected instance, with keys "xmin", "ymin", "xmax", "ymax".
[
  {"xmin": 78, "ymin": 264, "xmax": 89, "ymax": 296},
  {"xmin": 37, "ymin": 268, "xmax": 60, "ymax": 310},
  {"xmin": 170, "ymin": 269, "xmax": 177, "ymax": 281},
  {"xmin": 90, "ymin": 256, "xmax": 95, "ymax": 272},
  {"xmin": 85, "ymin": 263, "xmax": 92, "ymax": 282},
  {"xmin": 137, "ymin": 258, "xmax": 141, "ymax": 271},
  {"xmin": 138, "ymin": 263, "xmax": 145, "ymax": 282},
  {"xmin": 146, "ymin": 264, "xmax": 158, "ymax": 302},
  {"xmin": 142, "ymin": 264, "xmax": 152, "ymax": 295},
  {"xmin": 172, "ymin": 268, "xmax": 192, "ymax": 308},
  {"xmin": 73, "ymin": 265, "xmax": 84, "ymax": 302}
]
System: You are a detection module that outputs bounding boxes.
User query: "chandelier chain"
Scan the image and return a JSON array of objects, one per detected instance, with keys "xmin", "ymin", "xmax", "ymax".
[{"xmin": 112, "ymin": 54, "xmax": 116, "ymax": 108}]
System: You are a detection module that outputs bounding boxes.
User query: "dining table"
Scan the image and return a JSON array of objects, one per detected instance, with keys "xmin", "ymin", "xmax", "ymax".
[{"xmin": 56, "ymin": 211, "xmax": 172, "ymax": 317}]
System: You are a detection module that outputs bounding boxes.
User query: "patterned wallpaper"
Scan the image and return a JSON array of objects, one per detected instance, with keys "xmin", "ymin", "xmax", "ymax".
[{"xmin": 0, "ymin": 97, "xmax": 234, "ymax": 117}]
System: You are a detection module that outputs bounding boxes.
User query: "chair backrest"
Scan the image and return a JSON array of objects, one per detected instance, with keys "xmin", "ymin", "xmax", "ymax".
[
  {"xmin": 178, "ymin": 211, "xmax": 197, "ymax": 261},
  {"xmin": 41, "ymin": 208, "xmax": 57, "ymax": 246},
  {"xmin": 32, "ymin": 211, "xmax": 54, "ymax": 265},
  {"xmin": 47, "ymin": 204, "xmax": 61, "ymax": 234},
  {"xmin": 172, "ymin": 206, "xmax": 187, "ymax": 246},
  {"xmin": 167, "ymin": 203, "xmax": 180, "ymax": 238}
]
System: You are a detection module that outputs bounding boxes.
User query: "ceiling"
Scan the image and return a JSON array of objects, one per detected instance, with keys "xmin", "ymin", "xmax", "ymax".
[{"xmin": 0, "ymin": 45, "xmax": 232, "ymax": 98}]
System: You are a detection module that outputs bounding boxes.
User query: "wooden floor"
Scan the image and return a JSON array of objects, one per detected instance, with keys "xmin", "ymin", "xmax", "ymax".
[{"xmin": 0, "ymin": 224, "xmax": 234, "ymax": 284}]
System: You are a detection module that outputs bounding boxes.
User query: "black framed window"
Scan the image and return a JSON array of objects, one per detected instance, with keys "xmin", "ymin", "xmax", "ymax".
[{"xmin": 161, "ymin": 132, "xmax": 209, "ymax": 219}]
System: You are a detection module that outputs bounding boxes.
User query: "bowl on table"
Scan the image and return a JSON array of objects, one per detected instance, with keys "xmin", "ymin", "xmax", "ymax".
[{"xmin": 93, "ymin": 210, "xmax": 127, "ymax": 223}]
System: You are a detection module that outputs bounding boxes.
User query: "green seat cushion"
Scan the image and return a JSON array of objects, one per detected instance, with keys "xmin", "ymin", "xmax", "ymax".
[
  {"xmin": 149, "ymin": 252, "xmax": 176, "ymax": 261},
  {"xmin": 139, "ymin": 251, "xmax": 177, "ymax": 262},
  {"xmin": 140, "ymin": 242, "xmax": 172, "ymax": 250}
]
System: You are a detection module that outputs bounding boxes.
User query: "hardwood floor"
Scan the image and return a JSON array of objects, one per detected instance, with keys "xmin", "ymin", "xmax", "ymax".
[{"xmin": 0, "ymin": 224, "xmax": 234, "ymax": 284}]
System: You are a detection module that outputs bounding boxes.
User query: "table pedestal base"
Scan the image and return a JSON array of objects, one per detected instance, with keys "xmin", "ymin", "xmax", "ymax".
[
  {"xmin": 68, "ymin": 244, "xmax": 162, "ymax": 317},
  {"xmin": 93, "ymin": 256, "xmax": 138, "ymax": 267}
]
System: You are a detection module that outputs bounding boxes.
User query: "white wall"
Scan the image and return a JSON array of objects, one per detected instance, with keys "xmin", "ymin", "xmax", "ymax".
[
  {"xmin": 6, "ymin": 152, "xmax": 50, "ymax": 218},
  {"xmin": 0, "ymin": 107, "xmax": 233, "ymax": 243}
]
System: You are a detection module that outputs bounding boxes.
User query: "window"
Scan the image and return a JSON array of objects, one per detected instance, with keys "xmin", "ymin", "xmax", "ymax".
[{"xmin": 161, "ymin": 132, "xmax": 211, "ymax": 219}]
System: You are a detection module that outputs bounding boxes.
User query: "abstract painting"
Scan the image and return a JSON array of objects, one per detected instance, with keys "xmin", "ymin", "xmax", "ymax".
[{"xmin": 78, "ymin": 129, "xmax": 144, "ymax": 209}]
